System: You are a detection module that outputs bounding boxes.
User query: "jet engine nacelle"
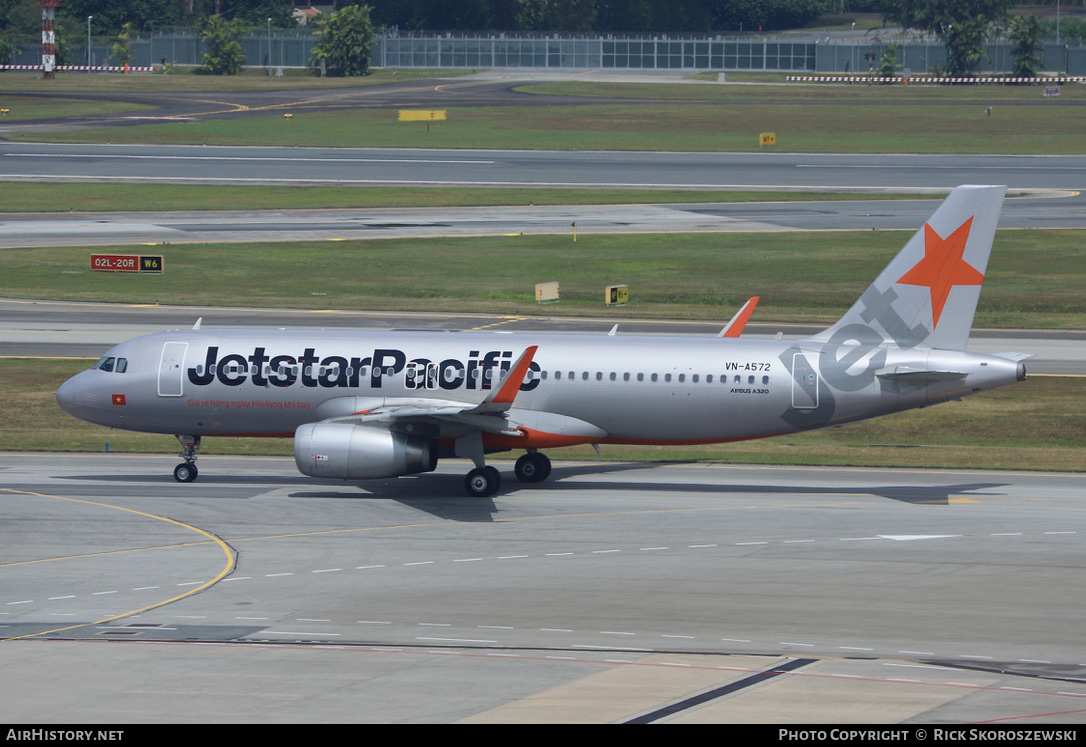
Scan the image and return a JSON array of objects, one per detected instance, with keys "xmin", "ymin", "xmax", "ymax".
[{"xmin": 294, "ymin": 422, "xmax": 437, "ymax": 479}]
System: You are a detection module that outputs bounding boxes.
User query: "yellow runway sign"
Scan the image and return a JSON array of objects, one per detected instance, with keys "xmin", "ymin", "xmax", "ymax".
[{"xmin": 398, "ymin": 110, "xmax": 447, "ymax": 122}]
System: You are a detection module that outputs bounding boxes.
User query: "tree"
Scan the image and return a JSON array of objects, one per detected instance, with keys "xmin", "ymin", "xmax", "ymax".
[
  {"xmin": 877, "ymin": 43, "xmax": 901, "ymax": 79},
  {"xmin": 535, "ymin": 0, "xmax": 600, "ymax": 32},
  {"xmin": 943, "ymin": 16, "xmax": 990, "ymax": 76},
  {"xmin": 711, "ymin": 0, "xmax": 825, "ymax": 33},
  {"xmin": 54, "ymin": 0, "xmax": 295, "ymax": 36},
  {"xmin": 0, "ymin": 35, "xmax": 20, "ymax": 65},
  {"xmin": 881, "ymin": 0, "xmax": 1013, "ymax": 76},
  {"xmin": 1041, "ymin": 16, "xmax": 1086, "ymax": 46},
  {"xmin": 111, "ymin": 21, "xmax": 135, "ymax": 68},
  {"xmin": 310, "ymin": 5, "xmax": 374, "ymax": 78},
  {"xmin": 1008, "ymin": 14, "xmax": 1044, "ymax": 78},
  {"xmin": 200, "ymin": 14, "xmax": 245, "ymax": 75}
]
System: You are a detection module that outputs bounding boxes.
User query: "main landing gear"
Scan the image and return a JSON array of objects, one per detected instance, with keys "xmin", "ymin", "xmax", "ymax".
[
  {"xmin": 462, "ymin": 451, "xmax": 552, "ymax": 498},
  {"xmin": 173, "ymin": 434, "xmax": 201, "ymax": 483},
  {"xmin": 465, "ymin": 465, "xmax": 502, "ymax": 497},
  {"xmin": 514, "ymin": 451, "xmax": 551, "ymax": 483}
]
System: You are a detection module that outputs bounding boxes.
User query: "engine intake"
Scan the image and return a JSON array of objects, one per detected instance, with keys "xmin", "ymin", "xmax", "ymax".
[{"xmin": 294, "ymin": 423, "xmax": 437, "ymax": 479}]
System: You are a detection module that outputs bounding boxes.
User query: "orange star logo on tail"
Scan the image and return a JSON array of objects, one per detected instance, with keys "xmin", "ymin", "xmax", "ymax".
[{"xmin": 897, "ymin": 217, "xmax": 984, "ymax": 328}]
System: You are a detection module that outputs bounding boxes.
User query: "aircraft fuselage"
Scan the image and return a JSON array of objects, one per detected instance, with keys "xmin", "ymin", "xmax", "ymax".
[{"xmin": 57, "ymin": 328, "xmax": 1024, "ymax": 449}]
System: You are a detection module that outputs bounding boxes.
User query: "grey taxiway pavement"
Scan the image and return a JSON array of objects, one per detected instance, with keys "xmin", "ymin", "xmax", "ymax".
[
  {"xmin": 2, "ymin": 191, "xmax": 1086, "ymax": 248},
  {"xmin": 2, "ymin": 453, "xmax": 1084, "ymax": 723},
  {"xmin": 3, "ymin": 142, "xmax": 1086, "ymax": 192}
]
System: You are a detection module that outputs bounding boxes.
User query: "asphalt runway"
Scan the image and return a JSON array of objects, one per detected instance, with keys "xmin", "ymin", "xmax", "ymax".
[
  {"xmin": 3, "ymin": 141, "xmax": 1086, "ymax": 193},
  {"xmin": 3, "ymin": 72, "xmax": 1085, "ymax": 192},
  {"xmin": 2, "ymin": 454, "xmax": 1084, "ymax": 723},
  {"xmin": 2, "ymin": 192, "xmax": 1086, "ymax": 249}
]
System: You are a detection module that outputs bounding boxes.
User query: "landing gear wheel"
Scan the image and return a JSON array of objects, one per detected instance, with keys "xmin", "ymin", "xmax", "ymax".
[
  {"xmin": 174, "ymin": 434, "xmax": 201, "ymax": 483},
  {"xmin": 515, "ymin": 452, "xmax": 551, "ymax": 483},
  {"xmin": 465, "ymin": 466, "xmax": 501, "ymax": 497},
  {"xmin": 174, "ymin": 463, "xmax": 198, "ymax": 483}
]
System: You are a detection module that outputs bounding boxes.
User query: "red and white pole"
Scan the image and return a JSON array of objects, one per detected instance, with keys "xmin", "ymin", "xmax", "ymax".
[{"xmin": 39, "ymin": 0, "xmax": 62, "ymax": 79}]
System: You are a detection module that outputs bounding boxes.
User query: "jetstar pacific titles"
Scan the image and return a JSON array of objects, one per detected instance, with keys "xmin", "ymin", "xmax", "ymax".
[{"xmin": 187, "ymin": 346, "xmax": 541, "ymax": 392}]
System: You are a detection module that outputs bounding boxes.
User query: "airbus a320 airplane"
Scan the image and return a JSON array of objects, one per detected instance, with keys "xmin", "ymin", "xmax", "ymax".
[{"xmin": 57, "ymin": 185, "xmax": 1027, "ymax": 497}]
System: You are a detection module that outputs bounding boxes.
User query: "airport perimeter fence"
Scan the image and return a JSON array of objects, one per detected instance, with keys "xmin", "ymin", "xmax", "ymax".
[
  {"xmin": 6, "ymin": 29, "xmax": 318, "ymax": 71},
  {"xmin": 4, "ymin": 30, "xmax": 1085, "ymax": 76}
]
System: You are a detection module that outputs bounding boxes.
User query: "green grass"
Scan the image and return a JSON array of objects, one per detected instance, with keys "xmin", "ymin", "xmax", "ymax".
[
  {"xmin": 2, "ymin": 229, "xmax": 1083, "ymax": 328},
  {"xmin": 521, "ymin": 79, "xmax": 1086, "ymax": 103},
  {"xmin": 7, "ymin": 69, "xmax": 1084, "ymax": 155},
  {"xmin": 0, "ymin": 96, "xmax": 153, "ymax": 121},
  {"xmin": 6, "ymin": 358, "xmax": 1081, "ymax": 472},
  {"xmin": 10, "ymin": 97, "xmax": 1086, "ymax": 154},
  {"xmin": 0, "ymin": 183, "xmax": 937, "ymax": 213}
]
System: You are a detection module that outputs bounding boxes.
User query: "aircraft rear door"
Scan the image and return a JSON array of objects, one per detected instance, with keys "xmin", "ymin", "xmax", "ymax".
[
  {"xmin": 158, "ymin": 342, "xmax": 188, "ymax": 397},
  {"xmin": 791, "ymin": 353, "xmax": 819, "ymax": 409}
]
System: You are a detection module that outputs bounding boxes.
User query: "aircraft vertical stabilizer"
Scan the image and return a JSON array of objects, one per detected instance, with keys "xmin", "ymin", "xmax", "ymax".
[{"xmin": 813, "ymin": 185, "xmax": 1006, "ymax": 351}]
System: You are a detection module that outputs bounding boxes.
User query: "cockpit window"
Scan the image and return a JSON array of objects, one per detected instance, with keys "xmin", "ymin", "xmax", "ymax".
[{"xmin": 92, "ymin": 356, "xmax": 128, "ymax": 373}]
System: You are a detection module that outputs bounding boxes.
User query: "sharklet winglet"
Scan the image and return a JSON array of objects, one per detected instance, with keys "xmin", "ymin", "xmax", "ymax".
[
  {"xmin": 719, "ymin": 296, "xmax": 760, "ymax": 338},
  {"xmin": 467, "ymin": 345, "xmax": 538, "ymax": 415}
]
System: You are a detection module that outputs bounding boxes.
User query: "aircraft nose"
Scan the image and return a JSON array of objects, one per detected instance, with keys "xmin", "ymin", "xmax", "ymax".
[{"xmin": 56, "ymin": 373, "xmax": 88, "ymax": 418}]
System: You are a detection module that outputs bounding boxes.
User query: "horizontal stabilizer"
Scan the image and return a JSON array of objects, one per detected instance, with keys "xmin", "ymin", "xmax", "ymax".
[{"xmin": 876, "ymin": 367, "xmax": 967, "ymax": 383}]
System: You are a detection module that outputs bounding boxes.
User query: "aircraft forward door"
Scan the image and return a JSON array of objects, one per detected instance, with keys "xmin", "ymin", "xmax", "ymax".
[
  {"xmin": 158, "ymin": 342, "xmax": 188, "ymax": 397},
  {"xmin": 791, "ymin": 353, "xmax": 819, "ymax": 409}
]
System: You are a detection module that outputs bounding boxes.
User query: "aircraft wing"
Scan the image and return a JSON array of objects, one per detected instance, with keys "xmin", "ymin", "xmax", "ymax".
[
  {"xmin": 334, "ymin": 404, "xmax": 524, "ymax": 436},
  {"xmin": 320, "ymin": 346, "xmax": 607, "ymax": 440}
]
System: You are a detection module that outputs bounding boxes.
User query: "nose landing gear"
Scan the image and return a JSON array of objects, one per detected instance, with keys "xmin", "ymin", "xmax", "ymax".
[{"xmin": 173, "ymin": 434, "xmax": 201, "ymax": 483}]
